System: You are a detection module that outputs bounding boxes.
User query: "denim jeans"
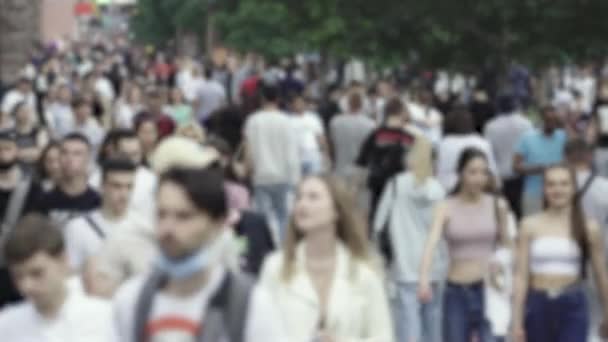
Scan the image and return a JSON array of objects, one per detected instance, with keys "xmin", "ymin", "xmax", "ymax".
[
  {"xmin": 525, "ymin": 285, "xmax": 589, "ymax": 342},
  {"xmin": 392, "ymin": 282, "xmax": 442, "ymax": 342},
  {"xmin": 253, "ymin": 183, "xmax": 291, "ymax": 241},
  {"xmin": 443, "ymin": 282, "xmax": 494, "ymax": 342}
]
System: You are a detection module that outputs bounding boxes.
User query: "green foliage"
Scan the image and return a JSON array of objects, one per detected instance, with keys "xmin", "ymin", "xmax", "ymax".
[{"xmin": 133, "ymin": 0, "xmax": 608, "ymax": 69}]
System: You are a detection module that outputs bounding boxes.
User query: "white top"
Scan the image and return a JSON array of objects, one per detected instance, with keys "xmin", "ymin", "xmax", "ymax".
[
  {"xmin": 45, "ymin": 102, "xmax": 74, "ymax": 139},
  {"xmin": 112, "ymin": 267, "xmax": 286, "ymax": 342},
  {"xmin": 195, "ymin": 80, "xmax": 227, "ymax": 120},
  {"xmin": 576, "ymin": 170, "xmax": 608, "ymax": 247},
  {"xmin": 290, "ymin": 112, "xmax": 325, "ymax": 166},
  {"xmin": 68, "ymin": 118, "xmax": 105, "ymax": 151},
  {"xmin": 1, "ymin": 89, "xmax": 36, "ymax": 115},
  {"xmin": 0, "ymin": 280, "xmax": 114, "ymax": 342},
  {"xmin": 244, "ymin": 109, "xmax": 301, "ymax": 185},
  {"xmin": 94, "ymin": 77, "xmax": 116, "ymax": 102},
  {"xmin": 530, "ymin": 236, "xmax": 581, "ymax": 276},
  {"xmin": 407, "ymin": 101, "xmax": 443, "ymax": 145},
  {"xmin": 63, "ymin": 210, "xmax": 147, "ymax": 271},
  {"xmin": 259, "ymin": 243, "xmax": 394, "ymax": 342},
  {"xmin": 436, "ymin": 134, "xmax": 499, "ymax": 192},
  {"xmin": 484, "ymin": 112, "xmax": 534, "ymax": 179},
  {"xmin": 114, "ymin": 100, "xmax": 144, "ymax": 129}
]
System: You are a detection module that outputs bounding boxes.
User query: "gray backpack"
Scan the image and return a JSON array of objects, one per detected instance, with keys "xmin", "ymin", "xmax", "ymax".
[{"xmin": 133, "ymin": 270, "xmax": 254, "ymax": 342}]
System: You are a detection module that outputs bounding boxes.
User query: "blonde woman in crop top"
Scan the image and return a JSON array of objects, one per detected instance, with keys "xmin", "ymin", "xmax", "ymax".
[
  {"xmin": 419, "ymin": 147, "xmax": 510, "ymax": 342},
  {"xmin": 511, "ymin": 165, "xmax": 608, "ymax": 342}
]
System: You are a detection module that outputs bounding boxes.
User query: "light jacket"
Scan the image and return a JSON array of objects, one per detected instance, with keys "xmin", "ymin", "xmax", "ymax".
[{"xmin": 259, "ymin": 242, "xmax": 394, "ymax": 342}]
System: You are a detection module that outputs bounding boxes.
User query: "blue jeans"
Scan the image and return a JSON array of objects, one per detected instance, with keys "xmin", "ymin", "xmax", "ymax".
[
  {"xmin": 525, "ymin": 285, "xmax": 589, "ymax": 342},
  {"xmin": 443, "ymin": 282, "xmax": 494, "ymax": 342},
  {"xmin": 392, "ymin": 282, "xmax": 442, "ymax": 342},
  {"xmin": 253, "ymin": 183, "xmax": 290, "ymax": 241}
]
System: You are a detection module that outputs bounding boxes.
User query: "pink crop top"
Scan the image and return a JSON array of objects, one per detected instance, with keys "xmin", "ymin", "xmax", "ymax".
[{"xmin": 444, "ymin": 194, "xmax": 498, "ymax": 261}]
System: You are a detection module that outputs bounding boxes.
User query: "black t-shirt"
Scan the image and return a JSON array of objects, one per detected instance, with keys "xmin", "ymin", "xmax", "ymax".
[
  {"xmin": 37, "ymin": 187, "xmax": 101, "ymax": 228},
  {"xmin": 234, "ymin": 211, "xmax": 275, "ymax": 276},
  {"xmin": 356, "ymin": 126, "xmax": 416, "ymax": 190}
]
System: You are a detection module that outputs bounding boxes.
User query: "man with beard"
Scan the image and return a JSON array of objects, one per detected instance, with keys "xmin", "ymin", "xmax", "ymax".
[
  {"xmin": 113, "ymin": 167, "xmax": 284, "ymax": 341},
  {"xmin": 0, "ymin": 130, "xmax": 43, "ymax": 307}
]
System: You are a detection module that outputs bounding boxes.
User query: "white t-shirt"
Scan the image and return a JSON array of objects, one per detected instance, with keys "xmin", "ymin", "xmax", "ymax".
[
  {"xmin": 0, "ymin": 281, "xmax": 114, "ymax": 342},
  {"xmin": 290, "ymin": 112, "xmax": 325, "ymax": 165},
  {"xmin": 45, "ymin": 102, "xmax": 74, "ymax": 139},
  {"xmin": 484, "ymin": 113, "xmax": 533, "ymax": 179},
  {"xmin": 436, "ymin": 134, "xmax": 499, "ymax": 191},
  {"xmin": 245, "ymin": 110, "xmax": 301, "ymax": 185},
  {"xmin": 407, "ymin": 101, "xmax": 443, "ymax": 145},
  {"xmin": 63, "ymin": 210, "xmax": 147, "ymax": 271},
  {"xmin": 1, "ymin": 90, "xmax": 36, "ymax": 115},
  {"xmin": 95, "ymin": 77, "xmax": 116, "ymax": 102},
  {"xmin": 114, "ymin": 100, "xmax": 144, "ymax": 129},
  {"xmin": 112, "ymin": 267, "xmax": 286, "ymax": 342}
]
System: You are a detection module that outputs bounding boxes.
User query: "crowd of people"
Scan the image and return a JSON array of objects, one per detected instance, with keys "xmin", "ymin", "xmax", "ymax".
[{"xmin": 1, "ymin": 33, "xmax": 608, "ymax": 342}]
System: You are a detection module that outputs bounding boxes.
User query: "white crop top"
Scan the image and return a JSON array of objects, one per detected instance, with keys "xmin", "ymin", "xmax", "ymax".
[{"xmin": 530, "ymin": 236, "xmax": 581, "ymax": 276}]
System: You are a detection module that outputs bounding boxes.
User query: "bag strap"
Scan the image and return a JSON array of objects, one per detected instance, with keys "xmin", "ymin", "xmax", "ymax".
[
  {"xmin": 134, "ymin": 270, "xmax": 253, "ymax": 342},
  {"xmin": 200, "ymin": 272, "xmax": 254, "ymax": 342},
  {"xmin": 84, "ymin": 215, "xmax": 105, "ymax": 239},
  {"xmin": 1, "ymin": 173, "xmax": 32, "ymax": 235},
  {"xmin": 134, "ymin": 271, "xmax": 167, "ymax": 342},
  {"xmin": 578, "ymin": 171, "xmax": 596, "ymax": 198}
]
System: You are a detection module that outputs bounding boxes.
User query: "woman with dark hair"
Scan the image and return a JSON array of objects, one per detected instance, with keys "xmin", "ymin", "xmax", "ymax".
[
  {"xmin": 436, "ymin": 107, "xmax": 499, "ymax": 191},
  {"xmin": 259, "ymin": 174, "xmax": 393, "ymax": 341},
  {"xmin": 134, "ymin": 114, "xmax": 159, "ymax": 166},
  {"xmin": 419, "ymin": 147, "xmax": 511, "ymax": 342},
  {"xmin": 37, "ymin": 142, "xmax": 61, "ymax": 191},
  {"xmin": 511, "ymin": 165, "xmax": 608, "ymax": 341}
]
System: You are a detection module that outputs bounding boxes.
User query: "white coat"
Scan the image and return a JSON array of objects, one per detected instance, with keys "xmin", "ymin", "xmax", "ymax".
[{"xmin": 259, "ymin": 242, "xmax": 394, "ymax": 342}]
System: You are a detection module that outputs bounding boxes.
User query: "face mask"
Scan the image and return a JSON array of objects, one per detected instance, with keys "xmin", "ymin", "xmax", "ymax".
[
  {"xmin": 0, "ymin": 159, "xmax": 17, "ymax": 171},
  {"xmin": 156, "ymin": 236, "xmax": 223, "ymax": 280}
]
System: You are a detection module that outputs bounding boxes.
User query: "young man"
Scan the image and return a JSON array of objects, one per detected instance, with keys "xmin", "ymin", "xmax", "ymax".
[
  {"xmin": 0, "ymin": 77, "xmax": 36, "ymax": 118},
  {"xmin": 330, "ymin": 91, "xmax": 376, "ymax": 184},
  {"xmin": 69, "ymin": 98, "xmax": 105, "ymax": 152},
  {"xmin": 514, "ymin": 105, "xmax": 567, "ymax": 216},
  {"xmin": 37, "ymin": 133, "xmax": 101, "ymax": 228},
  {"xmin": 135, "ymin": 89, "xmax": 175, "ymax": 139},
  {"xmin": 64, "ymin": 158, "xmax": 138, "ymax": 271},
  {"xmin": 244, "ymin": 84, "xmax": 300, "ymax": 240},
  {"xmin": 289, "ymin": 93, "xmax": 328, "ymax": 176},
  {"xmin": 45, "ymin": 84, "xmax": 74, "ymax": 139},
  {"xmin": 0, "ymin": 130, "xmax": 42, "ymax": 307},
  {"xmin": 356, "ymin": 97, "xmax": 416, "ymax": 220},
  {"xmin": 0, "ymin": 214, "xmax": 113, "ymax": 341},
  {"xmin": 484, "ymin": 95, "xmax": 533, "ymax": 218},
  {"xmin": 113, "ymin": 168, "xmax": 284, "ymax": 341}
]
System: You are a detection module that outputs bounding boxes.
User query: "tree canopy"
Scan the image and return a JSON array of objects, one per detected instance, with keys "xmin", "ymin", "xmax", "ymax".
[{"xmin": 132, "ymin": 0, "xmax": 608, "ymax": 69}]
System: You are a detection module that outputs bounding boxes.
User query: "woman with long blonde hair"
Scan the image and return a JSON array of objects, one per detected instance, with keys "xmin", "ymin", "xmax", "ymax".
[
  {"xmin": 373, "ymin": 137, "xmax": 446, "ymax": 342},
  {"xmin": 259, "ymin": 174, "xmax": 393, "ymax": 342}
]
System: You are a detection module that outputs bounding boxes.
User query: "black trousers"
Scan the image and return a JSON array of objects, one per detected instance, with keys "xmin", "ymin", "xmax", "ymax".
[{"xmin": 503, "ymin": 177, "xmax": 523, "ymax": 220}]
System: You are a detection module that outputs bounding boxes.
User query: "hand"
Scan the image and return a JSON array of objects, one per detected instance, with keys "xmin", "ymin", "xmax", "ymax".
[
  {"xmin": 417, "ymin": 282, "xmax": 433, "ymax": 303},
  {"xmin": 511, "ymin": 326, "xmax": 526, "ymax": 342}
]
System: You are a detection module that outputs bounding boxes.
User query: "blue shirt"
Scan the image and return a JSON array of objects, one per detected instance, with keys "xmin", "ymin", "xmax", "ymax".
[{"xmin": 516, "ymin": 129, "xmax": 567, "ymax": 196}]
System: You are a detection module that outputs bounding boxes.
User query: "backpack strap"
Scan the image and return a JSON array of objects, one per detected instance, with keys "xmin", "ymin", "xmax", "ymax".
[
  {"xmin": 200, "ymin": 272, "xmax": 254, "ymax": 342},
  {"xmin": 133, "ymin": 270, "xmax": 253, "ymax": 342},
  {"xmin": 84, "ymin": 214, "xmax": 105, "ymax": 239},
  {"xmin": 133, "ymin": 270, "xmax": 167, "ymax": 342}
]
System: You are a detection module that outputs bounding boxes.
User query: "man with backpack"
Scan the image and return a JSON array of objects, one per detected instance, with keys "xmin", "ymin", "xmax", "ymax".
[
  {"xmin": 0, "ymin": 130, "xmax": 42, "ymax": 307},
  {"xmin": 356, "ymin": 98, "xmax": 416, "ymax": 222},
  {"xmin": 112, "ymin": 167, "xmax": 284, "ymax": 342}
]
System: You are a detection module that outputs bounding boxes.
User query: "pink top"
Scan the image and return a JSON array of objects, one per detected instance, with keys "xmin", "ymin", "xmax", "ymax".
[{"xmin": 444, "ymin": 194, "xmax": 497, "ymax": 261}]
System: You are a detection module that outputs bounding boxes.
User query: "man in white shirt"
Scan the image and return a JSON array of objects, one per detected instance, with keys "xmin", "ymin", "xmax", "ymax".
[
  {"xmin": 245, "ymin": 84, "xmax": 300, "ymax": 240},
  {"xmin": 194, "ymin": 68, "xmax": 227, "ymax": 123},
  {"xmin": 64, "ymin": 158, "xmax": 138, "ymax": 271},
  {"xmin": 484, "ymin": 96, "xmax": 533, "ymax": 217},
  {"xmin": 68, "ymin": 98, "xmax": 104, "ymax": 153},
  {"xmin": 0, "ymin": 214, "xmax": 113, "ymax": 341},
  {"xmin": 289, "ymin": 93, "xmax": 327, "ymax": 176},
  {"xmin": 45, "ymin": 84, "xmax": 74, "ymax": 139},
  {"xmin": 112, "ymin": 167, "xmax": 285, "ymax": 342},
  {"xmin": 0, "ymin": 77, "xmax": 36, "ymax": 119},
  {"xmin": 407, "ymin": 90, "xmax": 443, "ymax": 145}
]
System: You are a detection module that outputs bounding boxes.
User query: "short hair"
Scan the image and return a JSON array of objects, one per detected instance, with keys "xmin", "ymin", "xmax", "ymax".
[
  {"xmin": 384, "ymin": 97, "xmax": 405, "ymax": 118},
  {"xmin": 71, "ymin": 97, "xmax": 90, "ymax": 109},
  {"xmin": 62, "ymin": 132, "xmax": 92, "ymax": 149},
  {"xmin": 348, "ymin": 92, "xmax": 363, "ymax": 112},
  {"xmin": 102, "ymin": 158, "xmax": 136, "ymax": 182},
  {"xmin": 565, "ymin": 138, "xmax": 592, "ymax": 157},
  {"xmin": 261, "ymin": 83, "xmax": 279, "ymax": 103},
  {"xmin": 113, "ymin": 129, "xmax": 138, "ymax": 146},
  {"xmin": 4, "ymin": 214, "xmax": 64, "ymax": 265},
  {"xmin": 37, "ymin": 141, "xmax": 61, "ymax": 179},
  {"xmin": 444, "ymin": 106, "xmax": 475, "ymax": 135},
  {"xmin": 159, "ymin": 167, "xmax": 227, "ymax": 220}
]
